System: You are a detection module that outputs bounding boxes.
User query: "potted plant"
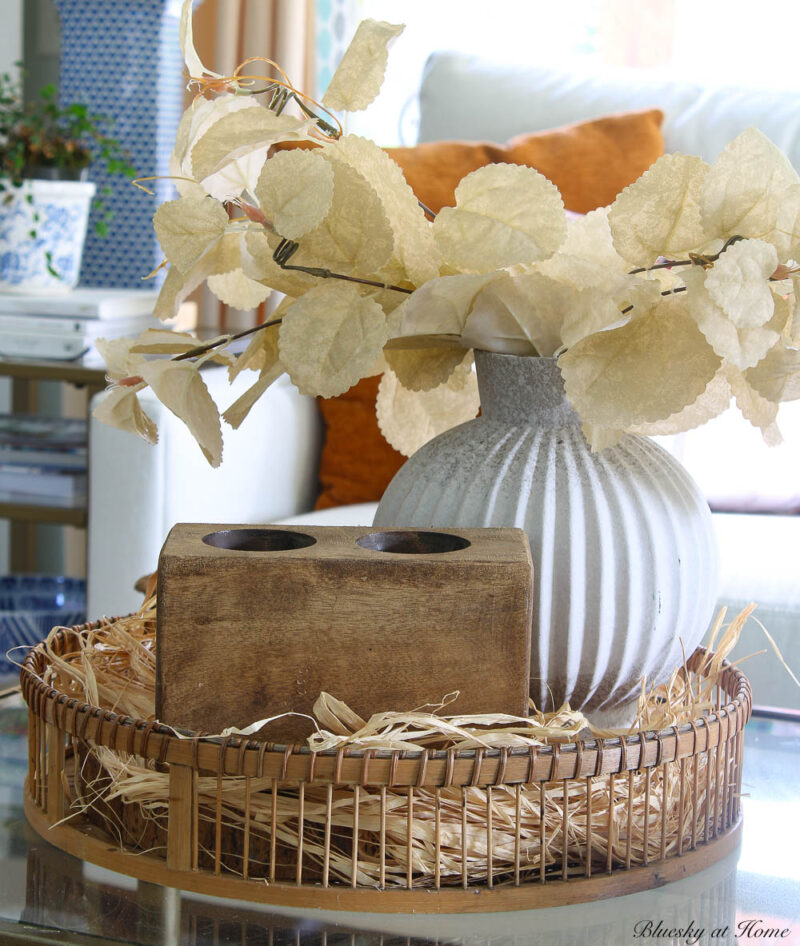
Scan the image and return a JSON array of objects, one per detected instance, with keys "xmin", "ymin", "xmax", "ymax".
[{"xmin": 0, "ymin": 70, "xmax": 135, "ymax": 292}]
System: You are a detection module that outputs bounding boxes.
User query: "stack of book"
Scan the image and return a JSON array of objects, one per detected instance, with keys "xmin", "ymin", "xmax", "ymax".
[
  {"xmin": 0, "ymin": 288, "xmax": 161, "ymax": 362},
  {"xmin": 0, "ymin": 414, "xmax": 87, "ymax": 505}
]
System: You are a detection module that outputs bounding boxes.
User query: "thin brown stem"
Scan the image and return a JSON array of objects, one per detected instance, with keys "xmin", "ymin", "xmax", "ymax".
[
  {"xmin": 620, "ymin": 285, "xmax": 687, "ymax": 316},
  {"xmin": 172, "ymin": 317, "xmax": 282, "ymax": 363},
  {"xmin": 418, "ymin": 200, "xmax": 436, "ymax": 220},
  {"xmin": 161, "ymin": 233, "xmax": 755, "ymax": 369},
  {"xmin": 273, "ymin": 238, "xmax": 413, "ymax": 294},
  {"xmin": 278, "ymin": 263, "xmax": 414, "ymax": 294},
  {"xmin": 627, "ymin": 235, "xmax": 745, "ymax": 276},
  {"xmin": 628, "ymin": 259, "xmax": 694, "ymax": 275}
]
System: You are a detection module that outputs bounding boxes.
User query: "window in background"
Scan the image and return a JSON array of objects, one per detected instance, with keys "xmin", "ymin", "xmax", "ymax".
[{"xmin": 316, "ymin": 0, "xmax": 800, "ymax": 146}]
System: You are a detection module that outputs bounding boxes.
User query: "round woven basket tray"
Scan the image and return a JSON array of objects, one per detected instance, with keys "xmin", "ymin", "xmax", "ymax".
[{"xmin": 21, "ymin": 620, "xmax": 752, "ymax": 914}]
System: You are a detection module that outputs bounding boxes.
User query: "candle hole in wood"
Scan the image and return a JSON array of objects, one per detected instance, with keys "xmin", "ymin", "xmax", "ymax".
[
  {"xmin": 202, "ymin": 529, "xmax": 316, "ymax": 552},
  {"xmin": 356, "ymin": 530, "xmax": 471, "ymax": 555}
]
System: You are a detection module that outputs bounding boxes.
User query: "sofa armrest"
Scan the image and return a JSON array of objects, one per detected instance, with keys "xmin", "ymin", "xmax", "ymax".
[{"xmin": 87, "ymin": 369, "xmax": 322, "ymax": 620}]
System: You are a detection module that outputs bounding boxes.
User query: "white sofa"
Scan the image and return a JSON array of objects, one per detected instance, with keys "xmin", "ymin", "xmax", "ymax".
[{"xmin": 87, "ymin": 55, "xmax": 800, "ymax": 709}]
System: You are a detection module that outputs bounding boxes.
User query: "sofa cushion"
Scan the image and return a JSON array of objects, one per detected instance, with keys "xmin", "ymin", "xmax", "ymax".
[
  {"xmin": 386, "ymin": 108, "xmax": 663, "ymax": 214},
  {"xmin": 316, "ymin": 375, "xmax": 406, "ymax": 509},
  {"xmin": 417, "ymin": 51, "xmax": 800, "ymax": 174},
  {"xmin": 315, "ymin": 109, "xmax": 665, "ymax": 509}
]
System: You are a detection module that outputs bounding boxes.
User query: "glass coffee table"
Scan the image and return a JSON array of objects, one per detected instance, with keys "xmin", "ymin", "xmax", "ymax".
[{"xmin": 0, "ymin": 691, "xmax": 798, "ymax": 945}]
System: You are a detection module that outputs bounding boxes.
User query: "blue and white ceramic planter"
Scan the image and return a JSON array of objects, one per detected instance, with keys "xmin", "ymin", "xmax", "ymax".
[{"xmin": 0, "ymin": 179, "xmax": 96, "ymax": 292}]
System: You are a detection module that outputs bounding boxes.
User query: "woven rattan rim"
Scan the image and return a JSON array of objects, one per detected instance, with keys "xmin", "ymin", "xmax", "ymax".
[{"xmin": 20, "ymin": 619, "xmax": 753, "ymax": 788}]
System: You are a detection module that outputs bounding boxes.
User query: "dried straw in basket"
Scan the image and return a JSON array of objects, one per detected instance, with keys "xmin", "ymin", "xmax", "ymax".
[{"xmin": 36, "ymin": 599, "xmax": 765, "ymax": 887}]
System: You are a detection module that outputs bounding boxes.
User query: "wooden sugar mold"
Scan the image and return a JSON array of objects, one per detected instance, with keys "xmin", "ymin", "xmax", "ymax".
[{"xmin": 156, "ymin": 524, "xmax": 534, "ymax": 740}]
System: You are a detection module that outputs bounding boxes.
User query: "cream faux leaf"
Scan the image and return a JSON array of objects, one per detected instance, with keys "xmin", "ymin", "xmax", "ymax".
[
  {"xmin": 384, "ymin": 348, "xmax": 469, "ymax": 392},
  {"xmin": 206, "ymin": 270, "xmax": 272, "ymax": 310},
  {"xmin": 630, "ymin": 367, "xmax": 731, "ymax": 436},
  {"xmin": 279, "ymin": 283, "xmax": 389, "ymax": 398},
  {"xmin": 255, "ymin": 148, "xmax": 335, "ymax": 240},
  {"xmin": 153, "ymin": 195, "xmax": 229, "ymax": 273},
  {"xmin": 94, "ymin": 337, "xmax": 146, "ymax": 383},
  {"xmin": 461, "ymin": 273, "xmax": 555, "ymax": 356},
  {"xmin": 325, "ymin": 135, "xmax": 440, "ymax": 285},
  {"xmin": 190, "ymin": 109, "xmax": 315, "ymax": 182},
  {"xmin": 321, "ymin": 19, "xmax": 404, "ymax": 113},
  {"xmin": 537, "ymin": 207, "xmax": 630, "ymax": 295},
  {"xmin": 173, "ymin": 95, "xmax": 266, "ymax": 200},
  {"xmin": 580, "ymin": 424, "xmax": 626, "ymax": 452},
  {"xmin": 298, "ymin": 159, "xmax": 394, "ymax": 275},
  {"xmin": 154, "ymin": 267, "xmax": 198, "ymax": 322},
  {"xmin": 154, "ymin": 232, "xmax": 243, "ymax": 322},
  {"xmin": 551, "ymin": 284, "xmax": 629, "ymax": 351},
  {"xmin": 746, "ymin": 341, "xmax": 800, "ymax": 403},
  {"xmin": 139, "ymin": 361, "xmax": 223, "ymax": 467},
  {"xmin": 93, "ymin": 385, "xmax": 158, "ymax": 445},
  {"xmin": 390, "ymin": 272, "xmax": 498, "ymax": 338},
  {"xmin": 559, "ymin": 295, "xmax": 721, "ymax": 431},
  {"xmin": 377, "ymin": 360, "xmax": 479, "ymax": 457},
  {"xmin": 127, "ymin": 329, "xmax": 238, "ymax": 368},
  {"xmin": 433, "ymin": 163, "xmax": 567, "ymax": 271},
  {"xmin": 179, "ymin": 0, "xmax": 220, "ymax": 80},
  {"xmin": 223, "ymin": 362, "xmax": 284, "ymax": 430},
  {"xmin": 728, "ymin": 366, "xmax": 782, "ymax": 444},
  {"xmin": 242, "ymin": 231, "xmax": 321, "ymax": 298},
  {"xmin": 684, "ymin": 267, "xmax": 780, "ymax": 371},
  {"xmin": 129, "ymin": 329, "xmax": 204, "ymax": 355},
  {"xmin": 465, "ymin": 271, "xmax": 619, "ymax": 357},
  {"xmin": 608, "ymin": 153, "xmax": 709, "ymax": 267},
  {"xmin": 701, "ymin": 127, "xmax": 800, "ymax": 258},
  {"xmin": 703, "ymin": 238, "xmax": 777, "ymax": 328},
  {"xmin": 229, "ymin": 321, "xmax": 282, "ymax": 382}
]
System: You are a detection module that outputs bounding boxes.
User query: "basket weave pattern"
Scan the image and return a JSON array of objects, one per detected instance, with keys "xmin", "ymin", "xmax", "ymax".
[{"xmin": 21, "ymin": 622, "xmax": 752, "ymax": 908}]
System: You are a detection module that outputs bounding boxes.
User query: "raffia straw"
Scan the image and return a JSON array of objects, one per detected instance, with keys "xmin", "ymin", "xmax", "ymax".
[{"xmin": 36, "ymin": 601, "xmax": 770, "ymax": 887}]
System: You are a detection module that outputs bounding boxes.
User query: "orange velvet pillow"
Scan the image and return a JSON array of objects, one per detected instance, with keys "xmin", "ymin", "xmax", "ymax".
[
  {"xmin": 314, "ymin": 109, "xmax": 665, "ymax": 509},
  {"xmin": 315, "ymin": 375, "xmax": 406, "ymax": 509},
  {"xmin": 385, "ymin": 108, "xmax": 664, "ymax": 214}
]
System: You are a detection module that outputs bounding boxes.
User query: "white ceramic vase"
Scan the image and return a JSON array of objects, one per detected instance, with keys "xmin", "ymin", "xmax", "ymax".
[{"xmin": 374, "ymin": 351, "xmax": 720, "ymax": 727}]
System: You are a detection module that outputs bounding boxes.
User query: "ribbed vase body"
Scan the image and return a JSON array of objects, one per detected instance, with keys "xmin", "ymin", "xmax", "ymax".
[{"xmin": 374, "ymin": 352, "xmax": 720, "ymax": 725}]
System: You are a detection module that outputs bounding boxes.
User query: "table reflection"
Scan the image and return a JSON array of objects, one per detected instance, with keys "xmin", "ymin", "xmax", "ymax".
[{"xmin": 17, "ymin": 815, "xmax": 739, "ymax": 946}]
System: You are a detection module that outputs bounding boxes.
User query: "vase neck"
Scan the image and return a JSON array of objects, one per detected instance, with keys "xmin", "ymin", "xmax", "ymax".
[{"xmin": 474, "ymin": 350, "xmax": 582, "ymax": 427}]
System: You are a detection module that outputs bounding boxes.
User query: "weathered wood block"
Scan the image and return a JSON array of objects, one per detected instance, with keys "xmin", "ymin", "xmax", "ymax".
[{"xmin": 156, "ymin": 524, "xmax": 533, "ymax": 741}]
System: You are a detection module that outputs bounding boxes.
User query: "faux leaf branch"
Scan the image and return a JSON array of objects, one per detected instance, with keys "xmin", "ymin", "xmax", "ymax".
[{"xmin": 94, "ymin": 1, "xmax": 800, "ymax": 466}]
